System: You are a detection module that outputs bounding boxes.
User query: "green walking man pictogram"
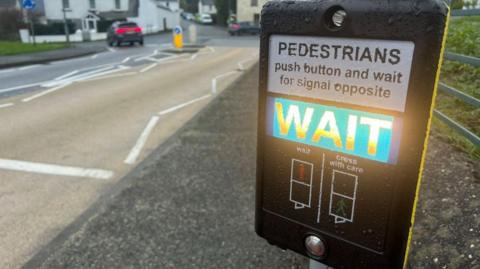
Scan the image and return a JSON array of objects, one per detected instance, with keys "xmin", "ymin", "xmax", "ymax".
[{"xmin": 335, "ymin": 198, "xmax": 348, "ymax": 218}]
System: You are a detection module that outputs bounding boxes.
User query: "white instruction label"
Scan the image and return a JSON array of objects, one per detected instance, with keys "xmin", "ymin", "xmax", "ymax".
[{"xmin": 268, "ymin": 35, "xmax": 415, "ymax": 112}]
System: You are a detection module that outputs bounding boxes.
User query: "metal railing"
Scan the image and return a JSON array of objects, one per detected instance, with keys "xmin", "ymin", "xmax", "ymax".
[{"xmin": 434, "ymin": 8, "xmax": 480, "ymax": 146}]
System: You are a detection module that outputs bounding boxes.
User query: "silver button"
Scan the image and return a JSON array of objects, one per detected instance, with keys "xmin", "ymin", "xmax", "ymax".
[{"xmin": 305, "ymin": 235, "xmax": 326, "ymax": 258}]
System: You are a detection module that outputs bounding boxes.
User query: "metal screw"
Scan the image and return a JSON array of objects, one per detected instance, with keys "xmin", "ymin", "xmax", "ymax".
[
  {"xmin": 305, "ymin": 235, "xmax": 326, "ymax": 258},
  {"xmin": 332, "ymin": 9, "xmax": 347, "ymax": 27}
]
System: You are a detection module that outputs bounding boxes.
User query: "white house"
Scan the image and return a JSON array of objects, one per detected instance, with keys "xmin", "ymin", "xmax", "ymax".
[
  {"xmin": 39, "ymin": 0, "xmax": 179, "ymax": 34},
  {"xmin": 198, "ymin": 0, "xmax": 216, "ymax": 15},
  {"xmin": 128, "ymin": 0, "xmax": 180, "ymax": 34},
  {"xmin": 0, "ymin": 0, "xmax": 20, "ymax": 10},
  {"xmin": 42, "ymin": 0, "xmax": 130, "ymax": 32},
  {"xmin": 236, "ymin": 0, "xmax": 263, "ymax": 23}
]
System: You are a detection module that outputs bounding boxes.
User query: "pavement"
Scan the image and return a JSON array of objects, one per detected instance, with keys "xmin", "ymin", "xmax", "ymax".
[
  {"xmin": 0, "ymin": 21, "xmax": 260, "ymax": 268},
  {"xmin": 18, "ymin": 64, "xmax": 480, "ymax": 269},
  {"xmin": 407, "ymin": 130, "xmax": 480, "ymax": 269}
]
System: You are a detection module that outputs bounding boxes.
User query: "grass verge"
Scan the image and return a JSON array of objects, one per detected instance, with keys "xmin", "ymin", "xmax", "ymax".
[
  {"xmin": 0, "ymin": 41, "xmax": 68, "ymax": 56},
  {"xmin": 435, "ymin": 15, "xmax": 479, "ymax": 158}
]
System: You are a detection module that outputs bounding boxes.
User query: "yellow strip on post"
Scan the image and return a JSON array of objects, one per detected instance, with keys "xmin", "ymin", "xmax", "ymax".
[
  {"xmin": 402, "ymin": 5, "xmax": 451, "ymax": 269},
  {"xmin": 173, "ymin": 26, "xmax": 183, "ymax": 49}
]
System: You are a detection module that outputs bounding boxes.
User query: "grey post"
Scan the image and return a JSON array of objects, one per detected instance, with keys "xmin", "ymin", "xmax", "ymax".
[
  {"xmin": 309, "ymin": 259, "xmax": 330, "ymax": 269},
  {"xmin": 28, "ymin": 10, "xmax": 36, "ymax": 45},
  {"xmin": 62, "ymin": 8, "xmax": 70, "ymax": 44}
]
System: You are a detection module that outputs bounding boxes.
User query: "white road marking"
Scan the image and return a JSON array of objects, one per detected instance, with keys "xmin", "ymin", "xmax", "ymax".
[
  {"xmin": 157, "ymin": 58, "xmax": 191, "ymax": 65},
  {"xmin": 0, "ymin": 82, "xmax": 43, "ymax": 94},
  {"xmin": 136, "ymin": 51, "xmax": 177, "ymax": 62},
  {"xmin": 128, "ymin": 52, "xmax": 150, "ymax": 60},
  {"xmin": 139, "ymin": 53, "xmax": 182, "ymax": 64},
  {"xmin": 76, "ymin": 63, "xmax": 115, "ymax": 73},
  {"xmin": 133, "ymin": 55, "xmax": 149, "ymax": 62},
  {"xmin": 143, "ymin": 57, "xmax": 160, "ymax": 63},
  {"xmin": 124, "ymin": 116, "xmax": 160, "ymax": 164},
  {"xmin": 0, "ymin": 68, "xmax": 16, "ymax": 74},
  {"xmin": 195, "ymin": 47, "xmax": 217, "ymax": 57},
  {"xmin": 0, "ymin": 63, "xmax": 124, "ymax": 95},
  {"xmin": 82, "ymin": 71, "xmax": 137, "ymax": 82},
  {"xmin": 140, "ymin": 63, "xmax": 157, "ymax": 73},
  {"xmin": 0, "ymin": 158, "xmax": 113, "ymax": 179},
  {"xmin": 159, "ymin": 51, "xmax": 175, "ymax": 56},
  {"xmin": 158, "ymin": 94, "xmax": 211, "ymax": 116},
  {"xmin": 108, "ymin": 47, "xmax": 116, "ymax": 52},
  {"xmin": 18, "ymin": 64, "xmax": 40, "ymax": 71},
  {"xmin": 211, "ymin": 71, "xmax": 239, "ymax": 94},
  {"xmin": 134, "ymin": 50, "xmax": 160, "ymax": 62},
  {"xmin": 122, "ymin": 57, "xmax": 131, "ymax": 63},
  {"xmin": 61, "ymin": 66, "xmax": 131, "ymax": 84},
  {"xmin": 91, "ymin": 54, "xmax": 98, "ymax": 59},
  {"xmin": 0, "ymin": 103, "xmax": 14, "ymax": 109},
  {"xmin": 22, "ymin": 82, "xmax": 72, "ymax": 102},
  {"xmin": 238, "ymin": 58, "xmax": 256, "ymax": 71},
  {"xmin": 75, "ymin": 66, "xmax": 131, "ymax": 82},
  {"xmin": 190, "ymin": 54, "xmax": 198, "ymax": 60},
  {"xmin": 54, "ymin": 70, "xmax": 79, "ymax": 81},
  {"xmin": 42, "ymin": 66, "xmax": 114, "ymax": 87}
]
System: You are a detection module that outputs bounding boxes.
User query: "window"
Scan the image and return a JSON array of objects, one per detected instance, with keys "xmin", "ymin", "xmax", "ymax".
[
  {"xmin": 62, "ymin": 0, "xmax": 70, "ymax": 9},
  {"xmin": 254, "ymin": 13, "xmax": 260, "ymax": 23},
  {"xmin": 251, "ymin": 0, "xmax": 257, "ymax": 7},
  {"xmin": 89, "ymin": 0, "xmax": 96, "ymax": 9},
  {"xmin": 115, "ymin": 0, "xmax": 121, "ymax": 9}
]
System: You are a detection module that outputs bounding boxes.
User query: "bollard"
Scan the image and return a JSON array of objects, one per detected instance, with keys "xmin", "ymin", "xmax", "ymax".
[
  {"xmin": 172, "ymin": 25, "xmax": 183, "ymax": 49},
  {"xmin": 189, "ymin": 24, "xmax": 197, "ymax": 45}
]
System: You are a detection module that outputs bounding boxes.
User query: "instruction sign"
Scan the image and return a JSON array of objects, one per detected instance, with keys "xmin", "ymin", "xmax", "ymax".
[
  {"xmin": 268, "ymin": 35, "xmax": 414, "ymax": 112},
  {"xmin": 256, "ymin": 1, "xmax": 449, "ymax": 269}
]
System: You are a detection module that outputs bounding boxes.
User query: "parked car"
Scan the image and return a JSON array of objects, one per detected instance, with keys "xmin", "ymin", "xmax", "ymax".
[
  {"xmin": 228, "ymin": 21, "xmax": 260, "ymax": 36},
  {"xmin": 197, "ymin": 13, "xmax": 213, "ymax": 24},
  {"xmin": 181, "ymin": 12, "xmax": 195, "ymax": 21},
  {"xmin": 107, "ymin": 21, "xmax": 144, "ymax": 47}
]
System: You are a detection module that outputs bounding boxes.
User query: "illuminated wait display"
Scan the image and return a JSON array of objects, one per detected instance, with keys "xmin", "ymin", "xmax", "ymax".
[{"xmin": 268, "ymin": 97, "xmax": 401, "ymax": 163}]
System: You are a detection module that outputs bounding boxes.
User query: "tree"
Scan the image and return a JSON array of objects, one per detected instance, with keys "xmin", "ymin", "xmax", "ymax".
[
  {"xmin": 214, "ymin": 0, "xmax": 236, "ymax": 25},
  {"xmin": 473, "ymin": 0, "xmax": 479, "ymax": 8},
  {"xmin": 451, "ymin": 0, "xmax": 464, "ymax": 9},
  {"xmin": 180, "ymin": 0, "xmax": 198, "ymax": 13},
  {"xmin": 0, "ymin": 8, "xmax": 26, "ymax": 40}
]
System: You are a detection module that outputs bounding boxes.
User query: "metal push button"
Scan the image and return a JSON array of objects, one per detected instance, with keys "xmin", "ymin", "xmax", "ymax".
[{"xmin": 305, "ymin": 235, "xmax": 327, "ymax": 259}]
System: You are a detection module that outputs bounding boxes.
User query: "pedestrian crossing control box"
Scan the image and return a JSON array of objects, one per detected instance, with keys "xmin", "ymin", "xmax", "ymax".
[{"xmin": 255, "ymin": 1, "xmax": 450, "ymax": 268}]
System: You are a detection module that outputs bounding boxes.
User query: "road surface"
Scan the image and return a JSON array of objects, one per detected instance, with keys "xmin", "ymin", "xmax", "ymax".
[{"xmin": 0, "ymin": 23, "xmax": 259, "ymax": 269}]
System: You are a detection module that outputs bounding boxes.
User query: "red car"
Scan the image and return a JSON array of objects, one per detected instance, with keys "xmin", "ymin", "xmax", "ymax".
[
  {"xmin": 107, "ymin": 22, "xmax": 144, "ymax": 47},
  {"xmin": 228, "ymin": 21, "xmax": 260, "ymax": 36}
]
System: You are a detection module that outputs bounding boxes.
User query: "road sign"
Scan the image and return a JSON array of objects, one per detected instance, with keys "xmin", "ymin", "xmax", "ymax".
[
  {"xmin": 173, "ymin": 26, "xmax": 183, "ymax": 49},
  {"xmin": 255, "ymin": 1, "xmax": 449, "ymax": 268},
  {"xmin": 22, "ymin": 0, "xmax": 36, "ymax": 10}
]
